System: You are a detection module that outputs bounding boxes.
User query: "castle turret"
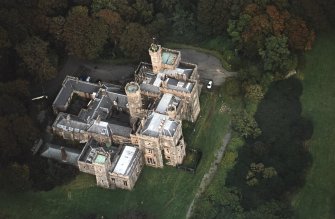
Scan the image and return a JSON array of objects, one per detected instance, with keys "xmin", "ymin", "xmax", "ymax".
[
  {"xmin": 125, "ymin": 82, "xmax": 142, "ymax": 118},
  {"xmin": 149, "ymin": 43, "xmax": 162, "ymax": 73}
]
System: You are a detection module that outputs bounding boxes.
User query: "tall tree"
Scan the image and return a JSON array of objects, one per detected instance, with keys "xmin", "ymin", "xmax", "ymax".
[
  {"xmin": 197, "ymin": 0, "xmax": 232, "ymax": 36},
  {"xmin": 62, "ymin": 6, "xmax": 108, "ymax": 59},
  {"xmin": 119, "ymin": 23, "xmax": 151, "ymax": 60},
  {"xmin": 286, "ymin": 17, "xmax": 315, "ymax": 51},
  {"xmin": 258, "ymin": 36, "xmax": 292, "ymax": 73},
  {"xmin": 16, "ymin": 36, "xmax": 57, "ymax": 81},
  {"xmin": 95, "ymin": 9, "xmax": 125, "ymax": 42},
  {"xmin": 91, "ymin": 0, "xmax": 116, "ymax": 13},
  {"xmin": 0, "ymin": 26, "xmax": 10, "ymax": 49}
]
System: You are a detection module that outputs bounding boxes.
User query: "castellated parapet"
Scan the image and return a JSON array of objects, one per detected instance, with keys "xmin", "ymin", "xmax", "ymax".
[
  {"xmin": 149, "ymin": 43, "xmax": 163, "ymax": 73},
  {"xmin": 125, "ymin": 82, "xmax": 144, "ymax": 118}
]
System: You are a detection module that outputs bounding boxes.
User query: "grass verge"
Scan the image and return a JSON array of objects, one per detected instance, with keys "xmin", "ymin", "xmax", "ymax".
[
  {"xmin": 0, "ymin": 89, "xmax": 231, "ymax": 219},
  {"xmin": 292, "ymin": 31, "xmax": 335, "ymax": 219}
]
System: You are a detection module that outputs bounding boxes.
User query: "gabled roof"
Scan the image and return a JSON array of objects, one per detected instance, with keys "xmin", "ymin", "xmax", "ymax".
[
  {"xmin": 54, "ymin": 112, "xmax": 89, "ymax": 132},
  {"xmin": 53, "ymin": 76, "xmax": 100, "ymax": 109},
  {"xmin": 141, "ymin": 112, "xmax": 179, "ymax": 137},
  {"xmin": 108, "ymin": 123, "xmax": 132, "ymax": 137},
  {"xmin": 40, "ymin": 143, "xmax": 81, "ymax": 166}
]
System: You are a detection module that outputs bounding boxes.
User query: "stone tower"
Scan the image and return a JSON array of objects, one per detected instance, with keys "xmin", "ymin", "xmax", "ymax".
[
  {"xmin": 94, "ymin": 154, "xmax": 111, "ymax": 189},
  {"xmin": 125, "ymin": 82, "xmax": 142, "ymax": 118},
  {"xmin": 149, "ymin": 43, "xmax": 162, "ymax": 73}
]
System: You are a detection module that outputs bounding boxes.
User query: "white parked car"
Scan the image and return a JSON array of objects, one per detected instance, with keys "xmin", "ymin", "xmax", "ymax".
[{"xmin": 207, "ymin": 80, "xmax": 213, "ymax": 89}]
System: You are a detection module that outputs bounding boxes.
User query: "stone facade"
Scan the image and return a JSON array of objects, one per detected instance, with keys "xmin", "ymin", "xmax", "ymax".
[
  {"xmin": 49, "ymin": 44, "xmax": 201, "ymax": 190},
  {"xmin": 77, "ymin": 139, "xmax": 143, "ymax": 190}
]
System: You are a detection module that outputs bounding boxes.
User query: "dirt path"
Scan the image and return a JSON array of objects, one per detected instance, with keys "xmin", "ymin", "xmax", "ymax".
[{"xmin": 186, "ymin": 124, "xmax": 232, "ymax": 219}]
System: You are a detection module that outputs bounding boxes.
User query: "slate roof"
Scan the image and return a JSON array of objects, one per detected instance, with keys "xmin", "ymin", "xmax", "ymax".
[
  {"xmin": 40, "ymin": 143, "xmax": 81, "ymax": 166},
  {"xmin": 108, "ymin": 123, "xmax": 132, "ymax": 137},
  {"xmin": 141, "ymin": 112, "xmax": 179, "ymax": 137},
  {"xmin": 106, "ymin": 91, "xmax": 128, "ymax": 109},
  {"xmin": 53, "ymin": 112, "xmax": 132, "ymax": 138},
  {"xmin": 53, "ymin": 76, "xmax": 100, "ymax": 109},
  {"xmin": 54, "ymin": 112, "xmax": 89, "ymax": 132}
]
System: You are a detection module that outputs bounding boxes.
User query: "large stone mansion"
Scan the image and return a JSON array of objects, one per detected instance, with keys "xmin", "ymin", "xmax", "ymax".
[{"xmin": 43, "ymin": 44, "xmax": 201, "ymax": 190}]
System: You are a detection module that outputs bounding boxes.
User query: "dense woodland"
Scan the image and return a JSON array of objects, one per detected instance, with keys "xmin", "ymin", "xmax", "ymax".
[{"xmin": 0, "ymin": 0, "xmax": 334, "ymax": 218}]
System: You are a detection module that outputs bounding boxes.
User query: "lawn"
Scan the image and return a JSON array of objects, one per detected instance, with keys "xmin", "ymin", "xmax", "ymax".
[
  {"xmin": 0, "ymin": 89, "xmax": 231, "ymax": 219},
  {"xmin": 292, "ymin": 31, "xmax": 335, "ymax": 219}
]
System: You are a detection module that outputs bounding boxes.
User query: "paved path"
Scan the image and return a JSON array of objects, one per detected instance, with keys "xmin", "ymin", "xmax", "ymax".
[
  {"xmin": 31, "ymin": 49, "xmax": 237, "ymax": 97},
  {"xmin": 31, "ymin": 56, "xmax": 134, "ymax": 98},
  {"xmin": 180, "ymin": 49, "xmax": 237, "ymax": 86},
  {"xmin": 186, "ymin": 125, "xmax": 232, "ymax": 219}
]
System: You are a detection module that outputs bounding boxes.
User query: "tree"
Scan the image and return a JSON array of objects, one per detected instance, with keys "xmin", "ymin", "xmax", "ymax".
[
  {"xmin": 132, "ymin": 0, "xmax": 154, "ymax": 24},
  {"xmin": 91, "ymin": 0, "xmax": 116, "ymax": 13},
  {"xmin": 245, "ymin": 201, "xmax": 292, "ymax": 219},
  {"xmin": 48, "ymin": 16, "xmax": 66, "ymax": 41},
  {"xmin": 0, "ymin": 163, "xmax": 32, "ymax": 192},
  {"xmin": 119, "ymin": 23, "xmax": 150, "ymax": 60},
  {"xmin": 0, "ymin": 79, "xmax": 30, "ymax": 98},
  {"xmin": 159, "ymin": 0, "xmax": 178, "ymax": 14},
  {"xmin": 0, "ymin": 115, "xmax": 39, "ymax": 164},
  {"xmin": 16, "ymin": 36, "xmax": 57, "ymax": 81},
  {"xmin": 0, "ymin": 117, "xmax": 19, "ymax": 163},
  {"xmin": 170, "ymin": 4, "xmax": 196, "ymax": 36},
  {"xmin": 258, "ymin": 36, "xmax": 292, "ymax": 73},
  {"xmin": 0, "ymin": 26, "xmax": 10, "ymax": 49},
  {"xmin": 232, "ymin": 110, "xmax": 261, "ymax": 138},
  {"xmin": 95, "ymin": 9, "xmax": 125, "ymax": 42},
  {"xmin": 286, "ymin": 17, "xmax": 315, "ymax": 51},
  {"xmin": 62, "ymin": 6, "xmax": 108, "ymax": 59},
  {"xmin": 227, "ymin": 14, "xmax": 252, "ymax": 46},
  {"xmin": 12, "ymin": 115, "xmax": 39, "ymax": 148},
  {"xmin": 107, "ymin": 0, "xmax": 137, "ymax": 22},
  {"xmin": 243, "ymin": 82, "xmax": 264, "ymax": 102},
  {"xmin": 197, "ymin": 0, "xmax": 232, "ymax": 35},
  {"xmin": 263, "ymin": 167, "xmax": 277, "ymax": 179},
  {"xmin": 37, "ymin": 0, "xmax": 67, "ymax": 16}
]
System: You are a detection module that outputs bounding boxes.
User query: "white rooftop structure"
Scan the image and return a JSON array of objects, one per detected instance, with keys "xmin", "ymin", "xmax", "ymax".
[
  {"xmin": 113, "ymin": 146, "xmax": 137, "ymax": 175},
  {"xmin": 156, "ymin": 93, "xmax": 181, "ymax": 114},
  {"xmin": 160, "ymin": 68, "xmax": 193, "ymax": 79}
]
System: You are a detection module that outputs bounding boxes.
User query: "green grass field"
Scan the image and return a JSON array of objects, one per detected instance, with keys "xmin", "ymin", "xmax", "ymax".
[
  {"xmin": 292, "ymin": 31, "xmax": 335, "ymax": 219},
  {"xmin": 0, "ymin": 90, "xmax": 231, "ymax": 219}
]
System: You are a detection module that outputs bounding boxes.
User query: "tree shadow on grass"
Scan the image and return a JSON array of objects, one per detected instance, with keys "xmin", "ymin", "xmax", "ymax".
[{"xmin": 225, "ymin": 78, "xmax": 313, "ymax": 213}]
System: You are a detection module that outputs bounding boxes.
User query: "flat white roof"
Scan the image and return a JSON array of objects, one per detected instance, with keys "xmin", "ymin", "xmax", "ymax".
[
  {"xmin": 113, "ymin": 146, "xmax": 137, "ymax": 175},
  {"xmin": 156, "ymin": 93, "xmax": 173, "ymax": 114},
  {"xmin": 153, "ymin": 76, "xmax": 162, "ymax": 87}
]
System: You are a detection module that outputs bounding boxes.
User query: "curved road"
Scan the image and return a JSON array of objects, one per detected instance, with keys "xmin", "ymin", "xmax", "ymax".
[
  {"xmin": 180, "ymin": 49, "xmax": 237, "ymax": 86},
  {"xmin": 32, "ymin": 49, "xmax": 236, "ymax": 98}
]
